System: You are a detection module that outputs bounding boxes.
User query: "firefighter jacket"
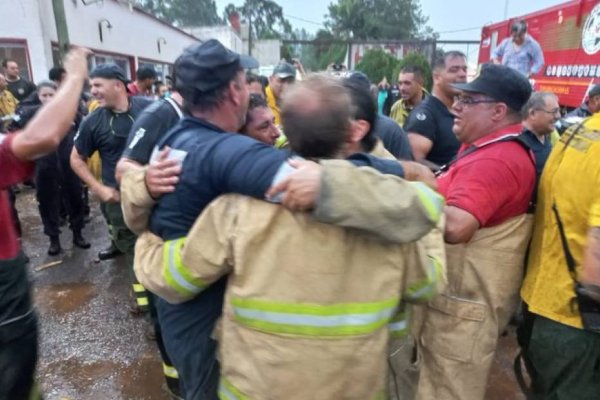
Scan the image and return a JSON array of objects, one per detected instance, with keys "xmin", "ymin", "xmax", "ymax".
[{"xmin": 134, "ymin": 191, "xmax": 444, "ymax": 400}]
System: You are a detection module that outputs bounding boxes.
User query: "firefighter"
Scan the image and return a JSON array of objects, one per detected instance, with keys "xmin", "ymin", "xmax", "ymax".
[
  {"xmin": 131, "ymin": 74, "xmax": 445, "ymax": 399},
  {"xmin": 119, "ymin": 40, "xmax": 441, "ymax": 399},
  {"xmin": 70, "ymin": 64, "xmax": 153, "ymax": 314}
]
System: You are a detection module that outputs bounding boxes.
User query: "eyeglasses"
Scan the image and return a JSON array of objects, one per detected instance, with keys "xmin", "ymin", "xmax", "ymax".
[
  {"xmin": 537, "ymin": 108, "xmax": 561, "ymax": 115},
  {"xmin": 453, "ymin": 96, "xmax": 497, "ymax": 106}
]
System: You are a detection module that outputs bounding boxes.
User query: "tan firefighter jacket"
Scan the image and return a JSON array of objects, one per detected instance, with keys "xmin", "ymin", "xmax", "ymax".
[{"xmin": 134, "ymin": 192, "xmax": 444, "ymax": 400}]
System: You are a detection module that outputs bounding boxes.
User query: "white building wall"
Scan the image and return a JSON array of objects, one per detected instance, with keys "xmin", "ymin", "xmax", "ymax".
[
  {"xmin": 0, "ymin": 0, "xmax": 51, "ymax": 82},
  {"xmin": 1, "ymin": 0, "xmax": 201, "ymax": 82},
  {"xmin": 185, "ymin": 26, "xmax": 244, "ymax": 54},
  {"xmin": 252, "ymin": 40, "xmax": 281, "ymax": 67}
]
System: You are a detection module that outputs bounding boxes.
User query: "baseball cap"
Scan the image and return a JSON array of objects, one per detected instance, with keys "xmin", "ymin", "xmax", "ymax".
[
  {"xmin": 176, "ymin": 39, "xmax": 259, "ymax": 94},
  {"xmin": 345, "ymin": 71, "xmax": 371, "ymax": 91},
  {"xmin": 90, "ymin": 64, "xmax": 129, "ymax": 86},
  {"xmin": 452, "ymin": 63, "xmax": 532, "ymax": 112},
  {"xmin": 272, "ymin": 62, "xmax": 296, "ymax": 79},
  {"xmin": 588, "ymin": 84, "xmax": 600, "ymax": 98}
]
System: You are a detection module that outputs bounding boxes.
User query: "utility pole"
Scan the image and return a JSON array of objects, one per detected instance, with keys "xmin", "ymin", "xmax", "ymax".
[
  {"xmin": 504, "ymin": 0, "xmax": 509, "ymax": 19},
  {"xmin": 248, "ymin": 14, "xmax": 253, "ymax": 57},
  {"xmin": 52, "ymin": 0, "xmax": 71, "ymax": 64}
]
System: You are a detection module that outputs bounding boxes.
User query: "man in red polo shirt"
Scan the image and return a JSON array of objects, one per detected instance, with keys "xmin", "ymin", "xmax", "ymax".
[
  {"xmin": 0, "ymin": 47, "xmax": 90, "ymax": 400},
  {"xmin": 416, "ymin": 64, "xmax": 536, "ymax": 399}
]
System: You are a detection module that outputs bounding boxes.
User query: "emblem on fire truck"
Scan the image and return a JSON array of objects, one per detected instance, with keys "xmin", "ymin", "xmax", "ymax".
[{"xmin": 582, "ymin": 3, "xmax": 600, "ymax": 55}]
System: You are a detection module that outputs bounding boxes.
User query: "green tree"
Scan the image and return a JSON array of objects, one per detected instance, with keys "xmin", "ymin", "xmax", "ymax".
[
  {"xmin": 356, "ymin": 48, "xmax": 399, "ymax": 84},
  {"xmin": 224, "ymin": 0, "xmax": 292, "ymax": 40},
  {"xmin": 136, "ymin": 0, "xmax": 222, "ymax": 27},
  {"xmin": 325, "ymin": 0, "xmax": 434, "ymax": 40},
  {"xmin": 391, "ymin": 52, "xmax": 433, "ymax": 91}
]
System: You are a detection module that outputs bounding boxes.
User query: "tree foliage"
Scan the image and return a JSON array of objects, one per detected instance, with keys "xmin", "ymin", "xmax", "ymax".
[
  {"xmin": 224, "ymin": 0, "xmax": 292, "ymax": 40},
  {"xmin": 135, "ymin": 0, "xmax": 222, "ymax": 27},
  {"xmin": 356, "ymin": 48, "xmax": 399, "ymax": 84},
  {"xmin": 325, "ymin": 0, "xmax": 433, "ymax": 40}
]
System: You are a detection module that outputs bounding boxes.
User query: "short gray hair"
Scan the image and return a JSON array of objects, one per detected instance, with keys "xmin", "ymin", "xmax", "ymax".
[{"xmin": 522, "ymin": 92, "xmax": 557, "ymax": 119}]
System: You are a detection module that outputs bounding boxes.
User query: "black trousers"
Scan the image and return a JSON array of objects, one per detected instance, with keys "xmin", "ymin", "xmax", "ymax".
[
  {"xmin": 8, "ymin": 187, "xmax": 21, "ymax": 237},
  {"xmin": 35, "ymin": 137, "xmax": 84, "ymax": 238},
  {"xmin": 0, "ymin": 253, "xmax": 38, "ymax": 400}
]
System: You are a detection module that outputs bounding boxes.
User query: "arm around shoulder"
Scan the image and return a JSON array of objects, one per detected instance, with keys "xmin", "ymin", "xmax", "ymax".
[
  {"xmin": 314, "ymin": 159, "xmax": 444, "ymax": 244},
  {"xmin": 134, "ymin": 196, "xmax": 238, "ymax": 304},
  {"xmin": 121, "ymin": 166, "xmax": 157, "ymax": 235}
]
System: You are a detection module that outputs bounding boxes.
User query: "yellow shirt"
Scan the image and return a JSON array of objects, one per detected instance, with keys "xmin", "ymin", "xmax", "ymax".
[
  {"xmin": 389, "ymin": 99, "xmax": 412, "ymax": 127},
  {"xmin": 265, "ymin": 85, "xmax": 281, "ymax": 126},
  {"xmin": 0, "ymin": 89, "xmax": 18, "ymax": 117},
  {"xmin": 521, "ymin": 113, "xmax": 600, "ymax": 328},
  {"xmin": 389, "ymin": 90, "xmax": 428, "ymax": 128}
]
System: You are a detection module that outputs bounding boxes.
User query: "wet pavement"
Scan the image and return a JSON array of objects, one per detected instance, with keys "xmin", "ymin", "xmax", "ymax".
[
  {"xmin": 17, "ymin": 188, "xmax": 169, "ymax": 400},
  {"xmin": 16, "ymin": 186, "xmax": 525, "ymax": 399}
]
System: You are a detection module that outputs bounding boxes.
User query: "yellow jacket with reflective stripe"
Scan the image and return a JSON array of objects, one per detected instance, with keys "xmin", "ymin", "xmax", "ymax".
[{"xmin": 134, "ymin": 193, "xmax": 443, "ymax": 400}]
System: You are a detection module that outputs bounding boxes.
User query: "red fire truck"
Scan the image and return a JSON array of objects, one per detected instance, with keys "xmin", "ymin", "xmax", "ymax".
[{"xmin": 478, "ymin": 0, "xmax": 600, "ymax": 108}]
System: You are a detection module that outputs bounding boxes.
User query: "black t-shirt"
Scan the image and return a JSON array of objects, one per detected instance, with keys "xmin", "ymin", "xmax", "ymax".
[
  {"xmin": 373, "ymin": 115, "xmax": 413, "ymax": 160},
  {"xmin": 6, "ymin": 78, "xmax": 36, "ymax": 102},
  {"xmin": 122, "ymin": 98, "xmax": 183, "ymax": 165},
  {"xmin": 74, "ymin": 96, "xmax": 153, "ymax": 188},
  {"xmin": 404, "ymin": 95, "xmax": 459, "ymax": 166}
]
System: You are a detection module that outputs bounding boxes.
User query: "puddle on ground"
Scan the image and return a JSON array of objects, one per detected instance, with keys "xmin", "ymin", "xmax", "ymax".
[{"xmin": 34, "ymin": 283, "xmax": 95, "ymax": 315}]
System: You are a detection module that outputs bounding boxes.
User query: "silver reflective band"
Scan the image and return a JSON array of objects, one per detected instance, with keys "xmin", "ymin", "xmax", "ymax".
[
  {"xmin": 166, "ymin": 240, "xmax": 202, "ymax": 295},
  {"xmin": 233, "ymin": 306, "xmax": 396, "ymax": 327}
]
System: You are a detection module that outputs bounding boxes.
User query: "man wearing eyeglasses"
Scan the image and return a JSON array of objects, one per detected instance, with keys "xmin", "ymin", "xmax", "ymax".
[
  {"xmin": 70, "ymin": 64, "xmax": 153, "ymax": 314},
  {"xmin": 520, "ymin": 92, "xmax": 561, "ymax": 178},
  {"xmin": 414, "ymin": 63, "xmax": 537, "ymax": 400}
]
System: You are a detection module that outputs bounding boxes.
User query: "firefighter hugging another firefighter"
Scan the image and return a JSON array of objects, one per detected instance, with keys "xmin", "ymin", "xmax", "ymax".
[
  {"xmin": 122, "ymin": 39, "xmax": 600, "ymax": 400},
  {"xmin": 3, "ymin": 16, "xmax": 600, "ymax": 400}
]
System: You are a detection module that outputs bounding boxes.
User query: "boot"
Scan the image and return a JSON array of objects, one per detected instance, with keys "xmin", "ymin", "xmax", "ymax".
[
  {"xmin": 48, "ymin": 236, "xmax": 62, "ymax": 256},
  {"xmin": 98, "ymin": 241, "xmax": 123, "ymax": 260},
  {"xmin": 73, "ymin": 231, "xmax": 91, "ymax": 249}
]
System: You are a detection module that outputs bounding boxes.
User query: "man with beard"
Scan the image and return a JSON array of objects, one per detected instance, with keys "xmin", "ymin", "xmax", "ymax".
[
  {"xmin": 405, "ymin": 51, "xmax": 467, "ymax": 167},
  {"xmin": 390, "ymin": 65, "xmax": 427, "ymax": 128},
  {"xmin": 70, "ymin": 64, "xmax": 153, "ymax": 313}
]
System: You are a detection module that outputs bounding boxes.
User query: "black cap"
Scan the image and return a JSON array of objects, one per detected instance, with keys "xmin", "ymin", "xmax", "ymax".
[
  {"xmin": 452, "ymin": 64, "xmax": 532, "ymax": 112},
  {"xmin": 272, "ymin": 62, "xmax": 296, "ymax": 79},
  {"xmin": 90, "ymin": 63, "xmax": 129, "ymax": 86},
  {"xmin": 589, "ymin": 84, "xmax": 600, "ymax": 98},
  {"xmin": 346, "ymin": 71, "xmax": 371, "ymax": 91},
  {"xmin": 176, "ymin": 39, "xmax": 259, "ymax": 94}
]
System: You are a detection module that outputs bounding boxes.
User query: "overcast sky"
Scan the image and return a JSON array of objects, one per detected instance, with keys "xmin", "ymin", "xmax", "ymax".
[{"xmin": 215, "ymin": 0, "xmax": 567, "ymax": 39}]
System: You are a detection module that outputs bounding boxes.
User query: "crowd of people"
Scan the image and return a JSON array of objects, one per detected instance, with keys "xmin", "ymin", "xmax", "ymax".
[{"xmin": 1, "ymin": 17, "xmax": 600, "ymax": 400}]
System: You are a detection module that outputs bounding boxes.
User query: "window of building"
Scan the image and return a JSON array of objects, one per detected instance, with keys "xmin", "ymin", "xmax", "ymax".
[
  {"xmin": 91, "ymin": 54, "xmax": 133, "ymax": 79},
  {"xmin": 138, "ymin": 59, "xmax": 173, "ymax": 83},
  {"xmin": 0, "ymin": 40, "xmax": 32, "ymax": 81}
]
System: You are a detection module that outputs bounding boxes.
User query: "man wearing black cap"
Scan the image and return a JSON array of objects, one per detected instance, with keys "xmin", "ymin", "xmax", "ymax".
[
  {"xmin": 70, "ymin": 63, "xmax": 153, "ymax": 313},
  {"xmin": 414, "ymin": 63, "xmax": 537, "ymax": 400},
  {"xmin": 266, "ymin": 61, "xmax": 296, "ymax": 126},
  {"xmin": 120, "ymin": 40, "xmax": 441, "ymax": 400}
]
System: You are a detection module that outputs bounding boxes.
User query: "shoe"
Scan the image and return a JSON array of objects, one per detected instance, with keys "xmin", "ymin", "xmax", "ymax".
[
  {"xmin": 128, "ymin": 304, "xmax": 148, "ymax": 317},
  {"xmin": 98, "ymin": 242, "xmax": 123, "ymax": 260},
  {"xmin": 48, "ymin": 237, "xmax": 62, "ymax": 256},
  {"xmin": 73, "ymin": 232, "xmax": 91, "ymax": 249}
]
